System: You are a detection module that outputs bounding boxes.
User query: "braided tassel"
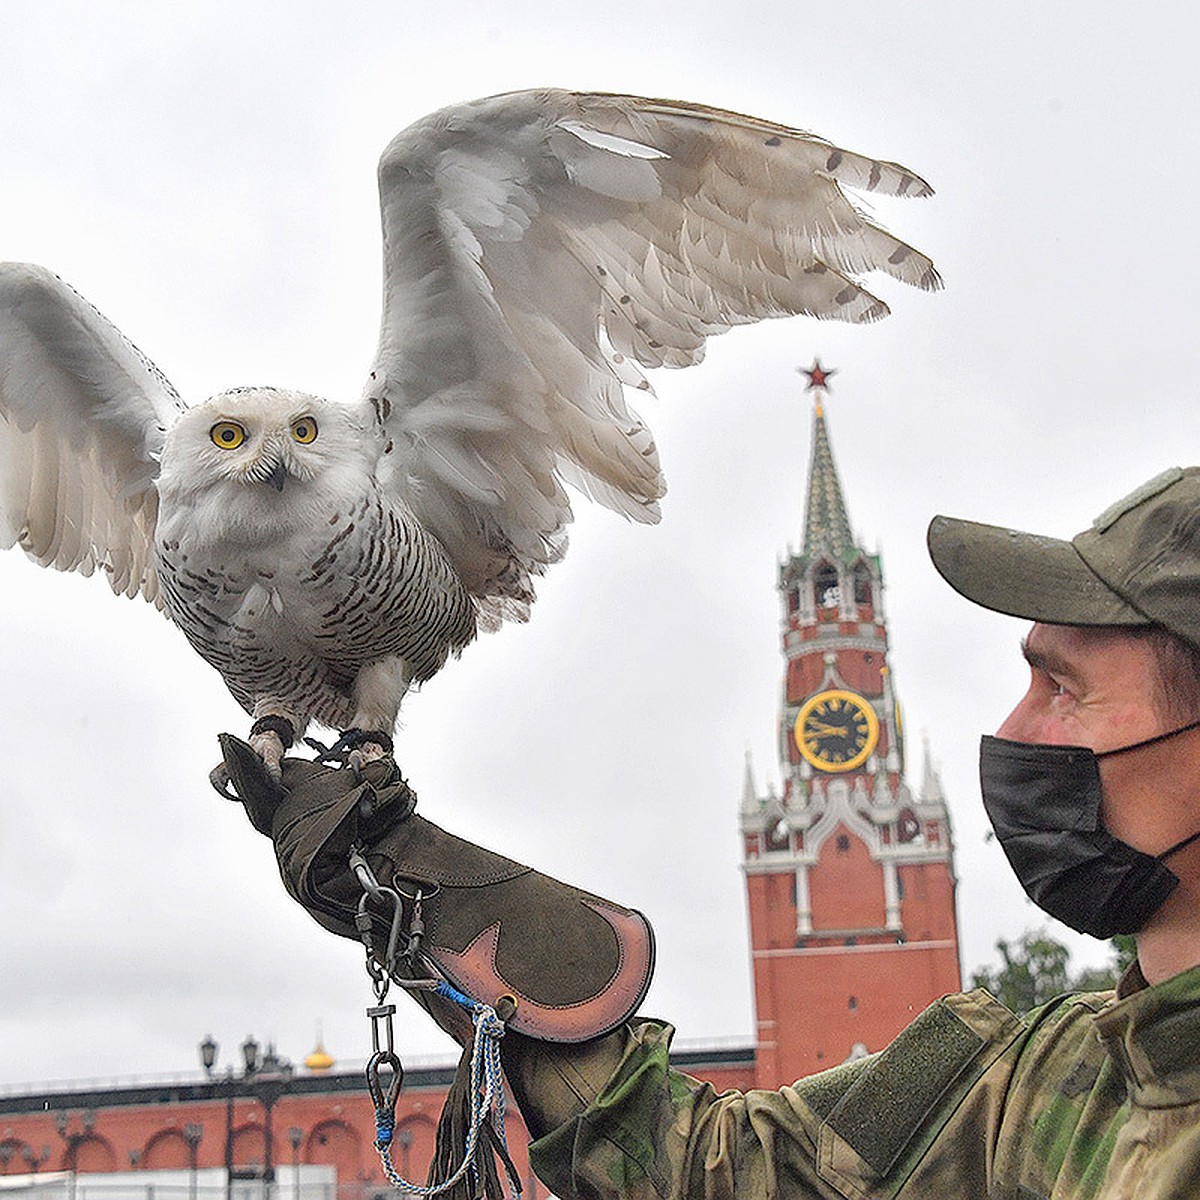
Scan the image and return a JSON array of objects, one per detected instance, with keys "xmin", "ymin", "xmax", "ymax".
[{"xmin": 374, "ymin": 986, "xmax": 521, "ymax": 1199}]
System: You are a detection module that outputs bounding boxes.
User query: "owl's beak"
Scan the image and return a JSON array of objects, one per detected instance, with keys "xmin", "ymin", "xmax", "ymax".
[{"xmin": 265, "ymin": 461, "xmax": 289, "ymax": 493}]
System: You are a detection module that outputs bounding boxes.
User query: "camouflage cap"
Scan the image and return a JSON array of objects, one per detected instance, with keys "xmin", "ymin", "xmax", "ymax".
[{"xmin": 927, "ymin": 467, "xmax": 1200, "ymax": 651}]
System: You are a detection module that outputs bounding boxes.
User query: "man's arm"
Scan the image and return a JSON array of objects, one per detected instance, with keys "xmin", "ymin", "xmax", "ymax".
[
  {"xmin": 503, "ymin": 993, "xmax": 1025, "ymax": 1200},
  {"xmin": 214, "ymin": 741, "xmax": 1024, "ymax": 1200}
]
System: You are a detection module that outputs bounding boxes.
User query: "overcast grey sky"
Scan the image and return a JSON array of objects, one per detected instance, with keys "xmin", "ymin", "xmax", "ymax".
[{"xmin": 2, "ymin": 1, "xmax": 1199, "ymax": 1089}]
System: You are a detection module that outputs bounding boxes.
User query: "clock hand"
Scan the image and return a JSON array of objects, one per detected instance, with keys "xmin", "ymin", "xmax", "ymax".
[{"xmin": 808, "ymin": 720, "xmax": 851, "ymax": 738}]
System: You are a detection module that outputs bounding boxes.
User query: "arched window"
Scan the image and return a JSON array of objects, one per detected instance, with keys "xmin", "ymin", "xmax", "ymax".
[
  {"xmin": 231, "ymin": 1123, "xmax": 266, "ymax": 1170},
  {"xmin": 766, "ymin": 817, "xmax": 789, "ymax": 852},
  {"xmin": 307, "ymin": 1118, "xmax": 364, "ymax": 1182},
  {"xmin": 852, "ymin": 560, "xmax": 873, "ymax": 608},
  {"xmin": 813, "ymin": 562, "xmax": 840, "ymax": 610},
  {"xmin": 142, "ymin": 1130, "xmax": 191, "ymax": 1171},
  {"xmin": 897, "ymin": 808, "xmax": 922, "ymax": 844},
  {"xmin": 71, "ymin": 1136, "xmax": 116, "ymax": 1173},
  {"xmin": 0, "ymin": 1139, "xmax": 23, "ymax": 1173}
]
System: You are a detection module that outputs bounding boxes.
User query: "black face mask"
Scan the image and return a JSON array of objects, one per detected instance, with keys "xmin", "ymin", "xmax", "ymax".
[{"xmin": 979, "ymin": 722, "xmax": 1200, "ymax": 939}]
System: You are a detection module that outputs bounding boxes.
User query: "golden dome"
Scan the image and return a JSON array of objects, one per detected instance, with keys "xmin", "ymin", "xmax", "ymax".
[{"xmin": 305, "ymin": 1041, "xmax": 335, "ymax": 1072}]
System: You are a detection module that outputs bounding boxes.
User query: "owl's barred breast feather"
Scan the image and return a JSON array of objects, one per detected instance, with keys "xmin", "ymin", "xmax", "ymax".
[
  {"xmin": 153, "ymin": 390, "xmax": 477, "ymax": 733},
  {"xmin": 158, "ymin": 485, "xmax": 474, "ymax": 729},
  {"xmin": 307, "ymin": 490, "xmax": 476, "ymax": 685},
  {"xmin": 0, "ymin": 89, "xmax": 937, "ymax": 748}
]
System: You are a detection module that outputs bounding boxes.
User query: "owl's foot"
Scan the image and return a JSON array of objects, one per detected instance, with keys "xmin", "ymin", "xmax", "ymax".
[
  {"xmin": 248, "ymin": 715, "xmax": 297, "ymax": 781},
  {"xmin": 305, "ymin": 728, "xmax": 394, "ymax": 775},
  {"xmin": 209, "ymin": 734, "xmax": 286, "ymax": 834}
]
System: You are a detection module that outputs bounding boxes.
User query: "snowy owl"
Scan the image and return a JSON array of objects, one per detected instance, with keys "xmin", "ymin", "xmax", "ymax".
[{"xmin": 0, "ymin": 89, "xmax": 939, "ymax": 774}]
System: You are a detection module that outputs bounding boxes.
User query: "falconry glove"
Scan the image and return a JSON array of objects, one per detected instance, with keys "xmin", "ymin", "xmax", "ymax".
[{"xmin": 213, "ymin": 735, "xmax": 655, "ymax": 1045}]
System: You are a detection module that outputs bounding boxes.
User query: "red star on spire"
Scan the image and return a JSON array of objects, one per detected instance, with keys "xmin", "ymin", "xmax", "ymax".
[{"xmin": 800, "ymin": 359, "xmax": 836, "ymax": 392}]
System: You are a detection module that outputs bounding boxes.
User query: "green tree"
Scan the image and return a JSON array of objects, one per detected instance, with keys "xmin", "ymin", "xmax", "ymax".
[
  {"xmin": 971, "ymin": 932, "xmax": 1070, "ymax": 1013},
  {"xmin": 970, "ymin": 930, "xmax": 1136, "ymax": 1014},
  {"xmin": 1069, "ymin": 933, "xmax": 1137, "ymax": 992}
]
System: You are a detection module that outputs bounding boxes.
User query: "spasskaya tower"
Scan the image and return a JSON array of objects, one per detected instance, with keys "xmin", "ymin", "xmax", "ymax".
[{"xmin": 739, "ymin": 362, "xmax": 961, "ymax": 1085}]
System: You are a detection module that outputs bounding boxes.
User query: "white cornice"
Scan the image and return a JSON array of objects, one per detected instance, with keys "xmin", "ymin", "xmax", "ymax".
[{"xmin": 782, "ymin": 631, "xmax": 888, "ymax": 655}]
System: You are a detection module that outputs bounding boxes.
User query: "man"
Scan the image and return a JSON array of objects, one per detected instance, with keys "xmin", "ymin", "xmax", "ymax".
[{"xmin": 221, "ymin": 465, "xmax": 1200, "ymax": 1198}]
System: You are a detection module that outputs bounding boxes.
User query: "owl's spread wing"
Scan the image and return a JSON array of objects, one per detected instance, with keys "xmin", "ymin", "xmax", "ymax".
[
  {"xmin": 367, "ymin": 89, "xmax": 939, "ymax": 625},
  {"xmin": 0, "ymin": 263, "xmax": 185, "ymax": 603}
]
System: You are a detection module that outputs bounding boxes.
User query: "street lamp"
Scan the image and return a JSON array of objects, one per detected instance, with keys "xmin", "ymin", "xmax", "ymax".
[
  {"xmin": 183, "ymin": 1124, "xmax": 204, "ymax": 1200},
  {"xmin": 241, "ymin": 1037, "xmax": 260, "ymax": 1077},
  {"xmin": 200, "ymin": 1035, "xmax": 235, "ymax": 1200},
  {"xmin": 286, "ymin": 1127, "xmax": 303, "ymax": 1200},
  {"xmin": 55, "ymin": 1110, "xmax": 97, "ymax": 1200},
  {"xmin": 251, "ymin": 1044, "xmax": 292, "ymax": 1200},
  {"xmin": 199, "ymin": 1036, "xmax": 293, "ymax": 1200},
  {"xmin": 200, "ymin": 1036, "xmax": 218, "ymax": 1074}
]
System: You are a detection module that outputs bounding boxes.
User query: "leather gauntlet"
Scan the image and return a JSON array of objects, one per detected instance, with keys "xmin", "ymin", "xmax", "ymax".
[{"xmin": 215, "ymin": 734, "xmax": 655, "ymax": 1043}]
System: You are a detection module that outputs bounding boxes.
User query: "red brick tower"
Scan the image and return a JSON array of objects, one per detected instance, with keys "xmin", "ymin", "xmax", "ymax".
[{"xmin": 740, "ymin": 364, "xmax": 961, "ymax": 1085}]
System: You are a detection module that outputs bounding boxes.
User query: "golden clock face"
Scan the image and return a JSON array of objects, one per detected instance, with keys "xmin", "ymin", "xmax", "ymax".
[{"xmin": 794, "ymin": 689, "xmax": 880, "ymax": 773}]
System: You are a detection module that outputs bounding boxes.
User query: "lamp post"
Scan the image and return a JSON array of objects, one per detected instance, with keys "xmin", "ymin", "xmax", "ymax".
[
  {"xmin": 286, "ymin": 1127, "xmax": 303, "ymax": 1200},
  {"xmin": 183, "ymin": 1123, "xmax": 204, "ymax": 1200},
  {"xmin": 200, "ymin": 1035, "xmax": 235, "ymax": 1200},
  {"xmin": 55, "ymin": 1110, "xmax": 96, "ymax": 1200},
  {"xmin": 200, "ymin": 1036, "xmax": 293, "ymax": 1200},
  {"xmin": 250, "ymin": 1043, "xmax": 292, "ymax": 1200}
]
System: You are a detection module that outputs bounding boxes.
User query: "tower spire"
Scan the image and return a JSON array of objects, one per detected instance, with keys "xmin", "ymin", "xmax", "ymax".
[
  {"xmin": 744, "ymin": 356, "xmax": 961, "ymax": 1086},
  {"xmin": 798, "ymin": 361, "xmax": 854, "ymax": 560},
  {"xmin": 741, "ymin": 749, "xmax": 760, "ymax": 815}
]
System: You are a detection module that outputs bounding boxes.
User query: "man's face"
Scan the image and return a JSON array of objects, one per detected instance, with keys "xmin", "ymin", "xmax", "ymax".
[
  {"xmin": 996, "ymin": 622, "xmax": 1188, "ymax": 854},
  {"xmin": 997, "ymin": 624, "xmax": 1164, "ymax": 751}
]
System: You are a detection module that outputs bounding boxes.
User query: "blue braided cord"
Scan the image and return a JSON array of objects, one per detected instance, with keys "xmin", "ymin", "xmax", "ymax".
[
  {"xmin": 433, "ymin": 980, "xmax": 474, "ymax": 1009},
  {"xmin": 376, "ymin": 1112, "xmax": 395, "ymax": 1148},
  {"xmin": 373, "ymin": 999, "xmax": 521, "ymax": 1198}
]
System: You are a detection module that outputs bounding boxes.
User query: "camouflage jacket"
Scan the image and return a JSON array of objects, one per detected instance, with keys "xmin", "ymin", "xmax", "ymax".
[{"xmin": 528, "ymin": 964, "xmax": 1200, "ymax": 1199}]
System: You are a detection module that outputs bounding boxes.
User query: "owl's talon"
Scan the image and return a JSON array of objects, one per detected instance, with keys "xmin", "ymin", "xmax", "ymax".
[
  {"xmin": 345, "ymin": 739, "xmax": 388, "ymax": 779},
  {"xmin": 211, "ymin": 734, "xmax": 287, "ymax": 836},
  {"xmin": 249, "ymin": 715, "xmax": 296, "ymax": 749},
  {"xmin": 247, "ymin": 715, "xmax": 294, "ymax": 780},
  {"xmin": 209, "ymin": 762, "xmax": 235, "ymax": 799},
  {"xmin": 347, "ymin": 727, "xmax": 393, "ymax": 758},
  {"xmin": 306, "ymin": 728, "xmax": 392, "ymax": 770},
  {"xmin": 249, "ymin": 730, "xmax": 286, "ymax": 780},
  {"xmin": 355, "ymin": 738, "xmax": 390, "ymax": 763}
]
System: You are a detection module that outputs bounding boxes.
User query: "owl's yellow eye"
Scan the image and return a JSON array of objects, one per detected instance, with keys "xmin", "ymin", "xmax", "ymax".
[
  {"xmin": 210, "ymin": 421, "xmax": 246, "ymax": 449},
  {"xmin": 291, "ymin": 416, "xmax": 319, "ymax": 444}
]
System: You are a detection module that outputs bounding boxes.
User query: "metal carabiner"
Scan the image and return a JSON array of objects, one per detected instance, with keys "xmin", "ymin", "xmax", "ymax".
[
  {"xmin": 366, "ymin": 1003, "xmax": 403, "ymax": 1131},
  {"xmin": 365, "ymin": 1047, "xmax": 404, "ymax": 1132},
  {"xmin": 351, "ymin": 849, "xmax": 407, "ymax": 979},
  {"xmin": 350, "ymin": 847, "xmax": 387, "ymax": 899}
]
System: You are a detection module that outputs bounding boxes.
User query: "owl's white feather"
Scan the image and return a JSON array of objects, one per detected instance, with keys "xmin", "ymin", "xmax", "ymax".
[
  {"xmin": 368, "ymin": 91, "xmax": 938, "ymax": 628},
  {"xmin": 153, "ymin": 389, "xmax": 475, "ymax": 740},
  {"xmin": 0, "ymin": 264, "xmax": 185, "ymax": 601},
  {"xmin": 0, "ymin": 89, "xmax": 938, "ymax": 758}
]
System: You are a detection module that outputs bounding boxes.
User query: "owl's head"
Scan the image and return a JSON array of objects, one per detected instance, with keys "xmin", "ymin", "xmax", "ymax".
[{"xmin": 159, "ymin": 387, "xmax": 378, "ymax": 510}]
